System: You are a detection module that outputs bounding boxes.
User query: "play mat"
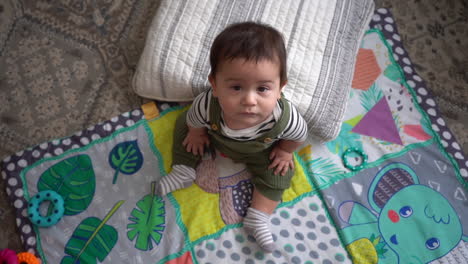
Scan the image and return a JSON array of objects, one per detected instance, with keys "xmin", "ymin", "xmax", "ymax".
[{"xmin": 1, "ymin": 9, "xmax": 467, "ymax": 264}]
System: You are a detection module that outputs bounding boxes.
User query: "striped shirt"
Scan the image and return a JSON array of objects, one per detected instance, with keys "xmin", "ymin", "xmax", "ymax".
[{"xmin": 186, "ymin": 89, "xmax": 307, "ymax": 142}]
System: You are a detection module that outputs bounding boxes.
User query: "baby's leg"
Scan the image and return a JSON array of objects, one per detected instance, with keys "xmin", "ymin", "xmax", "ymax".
[
  {"xmin": 242, "ymin": 156, "xmax": 293, "ymax": 253},
  {"xmin": 243, "ymin": 189, "xmax": 279, "ymax": 253},
  {"xmin": 156, "ymin": 165, "xmax": 196, "ymax": 195},
  {"xmin": 156, "ymin": 111, "xmax": 199, "ymax": 196}
]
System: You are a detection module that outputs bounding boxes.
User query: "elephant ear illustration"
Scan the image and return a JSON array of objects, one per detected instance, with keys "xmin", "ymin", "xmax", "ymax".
[
  {"xmin": 368, "ymin": 163, "xmax": 419, "ymax": 213},
  {"xmin": 37, "ymin": 154, "xmax": 95, "ymax": 216}
]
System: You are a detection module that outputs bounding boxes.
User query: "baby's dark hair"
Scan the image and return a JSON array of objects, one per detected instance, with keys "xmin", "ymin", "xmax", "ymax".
[{"xmin": 209, "ymin": 22, "xmax": 287, "ymax": 85}]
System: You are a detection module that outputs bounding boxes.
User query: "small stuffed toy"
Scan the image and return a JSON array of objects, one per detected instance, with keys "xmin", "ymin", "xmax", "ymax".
[
  {"xmin": 17, "ymin": 252, "xmax": 41, "ymax": 264},
  {"xmin": 0, "ymin": 248, "xmax": 18, "ymax": 264}
]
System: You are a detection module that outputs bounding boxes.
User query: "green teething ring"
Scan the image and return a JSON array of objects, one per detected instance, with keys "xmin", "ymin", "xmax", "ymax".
[{"xmin": 342, "ymin": 148, "xmax": 368, "ymax": 171}]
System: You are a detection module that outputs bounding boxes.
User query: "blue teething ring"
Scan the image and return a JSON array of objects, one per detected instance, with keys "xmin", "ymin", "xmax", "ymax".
[
  {"xmin": 342, "ymin": 148, "xmax": 368, "ymax": 171},
  {"xmin": 28, "ymin": 190, "xmax": 64, "ymax": 227}
]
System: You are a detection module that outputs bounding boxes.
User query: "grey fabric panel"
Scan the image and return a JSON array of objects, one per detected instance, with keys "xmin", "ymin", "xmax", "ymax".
[
  {"xmin": 307, "ymin": 0, "xmax": 375, "ymax": 140},
  {"xmin": 189, "ymin": 0, "xmax": 269, "ymax": 96}
]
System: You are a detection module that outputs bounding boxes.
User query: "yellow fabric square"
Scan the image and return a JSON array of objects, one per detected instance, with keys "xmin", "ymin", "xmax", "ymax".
[
  {"xmin": 282, "ymin": 156, "xmax": 313, "ymax": 202},
  {"xmin": 171, "ymin": 184, "xmax": 225, "ymax": 242},
  {"xmin": 148, "ymin": 106, "xmax": 189, "ymax": 173}
]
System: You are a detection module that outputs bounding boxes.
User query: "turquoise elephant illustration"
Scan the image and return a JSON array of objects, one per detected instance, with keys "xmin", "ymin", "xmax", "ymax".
[{"xmin": 338, "ymin": 162, "xmax": 467, "ymax": 263}]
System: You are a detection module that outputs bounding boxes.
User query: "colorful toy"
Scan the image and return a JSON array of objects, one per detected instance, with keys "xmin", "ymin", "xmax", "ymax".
[
  {"xmin": 17, "ymin": 252, "xmax": 40, "ymax": 264},
  {"xmin": 0, "ymin": 248, "xmax": 18, "ymax": 264},
  {"xmin": 342, "ymin": 147, "xmax": 368, "ymax": 171},
  {"xmin": 28, "ymin": 190, "xmax": 65, "ymax": 227}
]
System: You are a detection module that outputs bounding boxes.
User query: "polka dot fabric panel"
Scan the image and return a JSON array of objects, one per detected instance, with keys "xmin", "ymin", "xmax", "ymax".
[{"xmin": 193, "ymin": 196, "xmax": 351, "ymax": 264}]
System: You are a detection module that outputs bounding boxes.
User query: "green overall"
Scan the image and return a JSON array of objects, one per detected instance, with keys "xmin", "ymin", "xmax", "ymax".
[{"xmin": 172, "ymin": 96, "xmax": 294, "ymax": 201}]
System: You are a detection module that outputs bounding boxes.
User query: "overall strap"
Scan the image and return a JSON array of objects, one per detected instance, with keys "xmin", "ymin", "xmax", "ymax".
[{"xmin": 208, "ymin": 95, "xmax": 223, "ymax": 130}]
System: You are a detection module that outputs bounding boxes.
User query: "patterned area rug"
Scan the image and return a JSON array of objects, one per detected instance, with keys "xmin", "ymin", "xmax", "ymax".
[{"xmin": 0, "ymin": 0, "xmax": 467, "ymax": 253}]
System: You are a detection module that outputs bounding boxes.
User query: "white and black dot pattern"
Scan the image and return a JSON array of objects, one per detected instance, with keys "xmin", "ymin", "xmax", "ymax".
[
  {"xmin": 193, "ymin": 196, "xmax": 351, "ymax": 263},
  {"xmin": 370, "ymin": 8, "xmax": 468, "ymax": 181},
  {"xmin": 0, "ymin": 108, "xmax": 144, "ymax": 254}
]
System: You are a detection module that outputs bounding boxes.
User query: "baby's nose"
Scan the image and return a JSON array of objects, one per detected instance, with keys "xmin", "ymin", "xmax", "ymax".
[{"xmin": 242, "ymin": 92, "xmax": 257, "ymax": 105}]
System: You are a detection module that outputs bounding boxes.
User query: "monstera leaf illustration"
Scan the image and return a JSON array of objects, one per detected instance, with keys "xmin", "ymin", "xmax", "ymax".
[
  {"xmin": 61, "ymin": 201, "xmax": 124, "ymax": 264},
  {"xmin": 37, "ymin": 154, "xmax": 95, "ymax": 216},
  {"xmin": 127, "ymin": 182, "xmax": 166, "ymax": 251},
  {"xmin": 109, "ymin": 140, "xmax": 144, "ymax": 184}
]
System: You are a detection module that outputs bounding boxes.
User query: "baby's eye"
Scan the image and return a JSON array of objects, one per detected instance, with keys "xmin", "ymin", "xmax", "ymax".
[
  {"xmin": 231, "ymin": 86, "xmax": 241, "ymax": 91},
  {"xmin": 257, "ymin": 86, "xmax": 269, "ymax": 92},
  {"xmin": 399, "ymin": 206, "xmax": 413, "ymax": 218},
  {"xmin": 425, "ymin": 237, "xmax": 440, "ymax": 250}
]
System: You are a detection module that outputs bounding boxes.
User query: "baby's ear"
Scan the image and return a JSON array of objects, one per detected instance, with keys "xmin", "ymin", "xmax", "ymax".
[
  {"xmin": 208, "ymin": 74, "xmax": 217, "ymax": 97},
  {"xmin": 279, "ymin": 81, "xmax": 287, "ymax": 99},
  {"xmin": 280, "ymin": 80, "xmax": 288, "ymax": 89}
]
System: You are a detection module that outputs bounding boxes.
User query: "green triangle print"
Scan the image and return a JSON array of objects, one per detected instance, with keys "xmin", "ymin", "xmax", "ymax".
[{"xmin": 352, "ymin": 98, "xmax": 403, "ymax": 145}]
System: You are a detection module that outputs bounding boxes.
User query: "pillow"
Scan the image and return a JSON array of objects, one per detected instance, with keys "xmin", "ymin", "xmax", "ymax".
[{"xmin": 132, "ymin": 0, "xmax": 375, "ymax": 141}]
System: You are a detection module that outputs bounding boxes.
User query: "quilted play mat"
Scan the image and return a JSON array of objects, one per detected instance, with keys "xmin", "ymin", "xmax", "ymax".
[{"xmin": 2, "ymin": 9, "xmax": 468, "ymax": 264}]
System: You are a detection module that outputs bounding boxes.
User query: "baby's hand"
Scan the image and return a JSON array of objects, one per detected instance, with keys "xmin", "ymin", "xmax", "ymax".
[
  {"xmin": 268, "ymin": 145, "xmax": 294, "ymax": 176},
  {"xmin": 183, "ymin": 128, "xmax": 210, "ymax": 156}
]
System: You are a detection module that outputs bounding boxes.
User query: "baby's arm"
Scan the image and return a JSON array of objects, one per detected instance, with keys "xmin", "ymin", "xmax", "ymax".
[
  {"xmin": 183, "ymin": 126, "xmax": 210, "ymax": 156},
  {"xmin": 269, "ymin": 102, "xmax": 308, "ymax": 175},
  {"xmin": 268, "ymin": 139, "xmax": 303, "ymax": 176},
  {"xmin": 184, "ymin": 90, "xmax": 213, "ymax": 156}
]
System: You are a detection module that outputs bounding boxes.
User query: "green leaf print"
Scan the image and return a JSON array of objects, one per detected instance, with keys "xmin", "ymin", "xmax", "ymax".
[
  {"xmin": 359, "ymin": 83, "xmax": 384, "ymax": 112},
  {"xmin": 308, "ymin": 157, "xmax": 346, "ymax": 186},
  {"xmin": 108, "ymin": 140, "xmax": 144, "ymax": 184},
  {"xmin": 37, "ymin": 155, "xmax": 95, "ymax": 216},
  {"xmin": 61, "ymin": 201, "xmax": 124, "ymax": 264},
  {"xmin": 127, "ymin": 182, "xmax": 166, "ymax": 251},
  {"xmin": 326, "ymin": 123, "xmax": 363, "ymax": 157}
]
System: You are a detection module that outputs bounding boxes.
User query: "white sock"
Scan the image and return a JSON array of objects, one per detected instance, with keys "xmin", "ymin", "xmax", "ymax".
[
  {"xmin": 156, "ymin": 165, "xmax": 196, "ymax": 195},
  {"xmin": 243, "ymin": 207, "xmax": 275, "ymax": 253}
]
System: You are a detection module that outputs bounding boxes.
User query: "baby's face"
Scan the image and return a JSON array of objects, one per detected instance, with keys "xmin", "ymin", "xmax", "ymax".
[{"xmin": 209, "ymin": 58, "xmax": 284, "ymax": 130}]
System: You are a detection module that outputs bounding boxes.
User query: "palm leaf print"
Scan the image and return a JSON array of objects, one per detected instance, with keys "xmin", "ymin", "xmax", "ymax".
[
  {"xmin": 37, "ymin": 154, "xmax": 95, "ymax": 216},
  {"xmin": 108, "ymin": 140, "xmax": 144, "ymax": 184},
  {"xmin": 359, "ymin": 83, "xmax": 384, "ymax": 112},
  {"xmin": 309, "ymin": 157, "xmax": 346, "ymax": 186},
  {"xmin": 127, "ymin": 182, "xmax": 166, "ymax": 251},
  {"xmin": 61, "ymin": 200, "xmax": 124, "ymax": 264},
  {"xmin": 326, "ymin": 123, "xmax": 363, "ymax": 157}
]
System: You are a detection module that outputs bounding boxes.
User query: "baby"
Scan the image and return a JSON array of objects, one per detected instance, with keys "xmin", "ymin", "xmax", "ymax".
[{"xmin": 156, "ymin": 22, "xmax": 307, "ymax": 252}]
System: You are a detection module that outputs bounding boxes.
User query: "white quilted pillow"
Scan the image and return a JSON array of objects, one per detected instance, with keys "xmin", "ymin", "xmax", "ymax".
[{"xmin": 133, "ymin": 0, "xmax": 374, "ymax": 141}]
